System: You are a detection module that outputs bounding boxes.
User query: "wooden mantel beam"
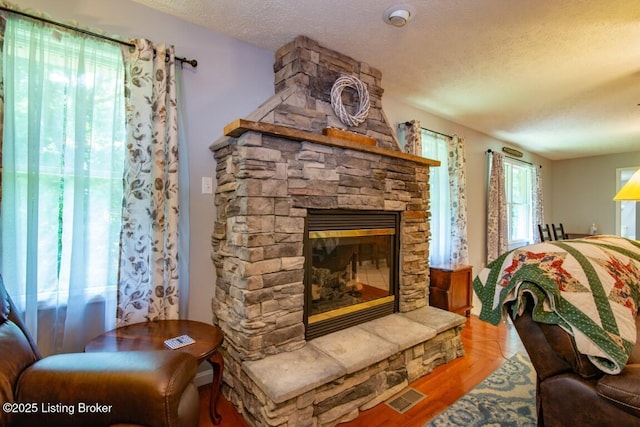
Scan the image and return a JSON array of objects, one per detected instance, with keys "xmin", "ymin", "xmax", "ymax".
[{"xmin": 222, "ymin": 119, "xmax": 440, "ymax": 167}]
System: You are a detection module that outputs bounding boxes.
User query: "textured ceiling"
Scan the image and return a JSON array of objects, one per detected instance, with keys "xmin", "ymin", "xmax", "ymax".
[{"xmin": 133, "ymin": 0, "xmax": 640, "ymax": 160}]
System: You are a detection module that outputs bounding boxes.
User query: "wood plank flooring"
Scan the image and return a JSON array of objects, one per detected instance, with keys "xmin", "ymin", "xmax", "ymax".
[{"xmin": 198, "ymin": 314, "xmax": 526, "ymax": 427}]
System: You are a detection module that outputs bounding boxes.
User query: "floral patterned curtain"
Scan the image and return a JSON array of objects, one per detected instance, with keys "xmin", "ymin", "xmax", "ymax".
[
  {"xmin": 117, "ymin": 40, "xmax": 180, "ymax": 325},
  {"xmin": 400, "ymin": 120, "xmax": 422, "ymax": 155},
  {"xmin": 487, "ymin": 151, "xmax": 508, "ymax": 263},
  {"xmin": 449, "ymin": 135, "xmax": 469, "ymax": 265},
  {"xmin": 532, "ymin": 166, "xmax": 545, "ymax": 243}
]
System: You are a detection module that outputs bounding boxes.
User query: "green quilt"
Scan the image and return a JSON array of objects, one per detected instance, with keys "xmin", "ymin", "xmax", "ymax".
[{"xmin": 474, "ymin": 235, "xmax": 640, "ymax": 374}]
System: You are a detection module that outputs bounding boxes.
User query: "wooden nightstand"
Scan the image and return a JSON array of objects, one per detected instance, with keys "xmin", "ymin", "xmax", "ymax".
[{"xmin": 429, "ymin": 264, "xmax": 473, "ymax": 316}]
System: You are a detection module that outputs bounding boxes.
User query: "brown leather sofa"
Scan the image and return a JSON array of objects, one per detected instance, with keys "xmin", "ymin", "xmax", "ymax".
[
  {"xmin": 0, "ymin": 277, "xmax": 200, "ymax": 427},
  {"xmin": 509, "ymin": 293, "xmax": 640, "ymax": 426}
]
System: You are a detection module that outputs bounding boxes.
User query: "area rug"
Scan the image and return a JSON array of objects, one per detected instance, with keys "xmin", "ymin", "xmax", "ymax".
[{"xmin": 424, "ymin": 353, "xmax": 536, "ymax": 427}]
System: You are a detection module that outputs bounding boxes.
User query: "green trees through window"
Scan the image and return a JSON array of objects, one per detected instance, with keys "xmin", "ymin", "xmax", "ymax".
[
  {"xmin": 1, "ymin": 15, "xmax": 125, "ymax": 353},
  {"xmin": 504, "ymin": 159, "xmax": 534, "ymax": 248}
]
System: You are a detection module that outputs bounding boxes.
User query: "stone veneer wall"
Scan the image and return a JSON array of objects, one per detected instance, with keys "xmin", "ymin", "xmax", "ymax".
[
  {"xmin": 246, "ymin": 35, "xmax": 401, "ymax": 151},
  {"xmin": 211, "ymin": 128, "xmax": 432, "ymax": 401}
]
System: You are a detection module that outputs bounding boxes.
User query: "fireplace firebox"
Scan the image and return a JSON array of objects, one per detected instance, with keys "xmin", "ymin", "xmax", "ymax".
[{"xmin": 304, "ymin": 210, "xmax": 400, "ymax": 339}]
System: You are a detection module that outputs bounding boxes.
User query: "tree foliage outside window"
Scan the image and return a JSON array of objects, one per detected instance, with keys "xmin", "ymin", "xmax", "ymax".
[
  {"xmin": 421, "ymin": 129, "xmax": 451, "ymax": 266},
  {"xmin": 504, "ymin": 159, "xmax": 534, "ymax": 249},
  {"xmin": 1, "ymin": 16, "xmax": 125, "ymax": 353}
]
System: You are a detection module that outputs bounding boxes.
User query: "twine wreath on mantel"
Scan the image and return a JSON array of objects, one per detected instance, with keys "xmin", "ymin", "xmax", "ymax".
[{"xmin": 330, "ymin": 74, "xmax": 370, "ymax": 127}]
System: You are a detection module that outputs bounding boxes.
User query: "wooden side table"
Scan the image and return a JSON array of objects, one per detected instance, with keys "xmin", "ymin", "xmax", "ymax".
[
  {"xmin": 429, "ymin": 264, "xmax": 473, "ymax": 316},
  {"xmin": 85, "ymin": 320, "xmax": 224, "ymax": 425}
]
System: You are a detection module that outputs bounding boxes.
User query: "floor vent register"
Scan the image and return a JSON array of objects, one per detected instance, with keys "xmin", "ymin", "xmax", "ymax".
[{"xmin": 385, "ymin": 388, "xmax": 427, "ymax": 414}]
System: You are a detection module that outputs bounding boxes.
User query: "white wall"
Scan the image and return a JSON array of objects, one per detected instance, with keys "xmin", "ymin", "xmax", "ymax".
[
  {"xmin": 383, "ymin": 96, "xmax": 554, "ymax": 313},
  {"xmin": 551, "ymin": 152, "xmax": 640, "ymax": 235},
  {"xmin": 16, "ymin": 0, "xmax": 275, "ymax": 323},
  {"xmin": 15, "ymin": 0, "xmax": 560, "ymax": 321}
]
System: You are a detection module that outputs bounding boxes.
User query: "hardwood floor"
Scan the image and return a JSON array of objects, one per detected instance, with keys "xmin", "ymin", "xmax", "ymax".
[
  {"xmin": 198, "ymin": 314, "xmax": 526, "ymax": 427},
  {"xmin": 198, "ymin": 384, "xmax": 248, "ymax": 427}
]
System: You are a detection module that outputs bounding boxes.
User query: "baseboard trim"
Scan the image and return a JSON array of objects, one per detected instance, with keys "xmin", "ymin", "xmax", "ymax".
[{"xmin": 195, "ymin": 366, "xmax": 213, "ymax": 387}]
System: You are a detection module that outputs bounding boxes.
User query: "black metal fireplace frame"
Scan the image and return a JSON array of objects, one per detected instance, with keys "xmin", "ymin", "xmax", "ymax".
[{"xmin": 303, "ymin": 209, "xmax": 400, "ymax": 340}]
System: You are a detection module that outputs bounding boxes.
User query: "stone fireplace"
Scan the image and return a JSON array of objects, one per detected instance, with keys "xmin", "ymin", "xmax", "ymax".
[{"xmin": 210, "ymin": 36, "xmax": 465, "ymax": 426}]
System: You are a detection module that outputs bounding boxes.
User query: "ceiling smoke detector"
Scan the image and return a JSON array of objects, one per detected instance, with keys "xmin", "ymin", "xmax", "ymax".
[{"xmin": 383, "ymin": 5, "xmax": 414, "ymax": 27}]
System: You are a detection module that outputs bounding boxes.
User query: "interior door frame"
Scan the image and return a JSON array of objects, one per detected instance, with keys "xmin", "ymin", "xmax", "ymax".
[{"xmin": 615, "ymin": 166, "xmax": 639, "ymax": 238}]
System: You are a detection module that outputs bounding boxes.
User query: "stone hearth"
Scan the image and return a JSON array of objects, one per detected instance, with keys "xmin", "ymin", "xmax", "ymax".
[
  {"xmin": 209, "ymin": 36, "xmax": 465, "ymax": 426},
  {"xmin": 242, "ymin": 307, "xmax": 464, "ymax": 426}
]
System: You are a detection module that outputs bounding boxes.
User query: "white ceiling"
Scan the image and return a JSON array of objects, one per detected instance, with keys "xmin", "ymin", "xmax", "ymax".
[{"xmin": 133, "ymin": 0, "xmax": 640, "ymax": 160}]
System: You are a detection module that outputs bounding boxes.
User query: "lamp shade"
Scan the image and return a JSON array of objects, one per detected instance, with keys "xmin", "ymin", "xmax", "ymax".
[{"xmin": 614, "ymin": 168, "xmax": 640, "ymax": 201}]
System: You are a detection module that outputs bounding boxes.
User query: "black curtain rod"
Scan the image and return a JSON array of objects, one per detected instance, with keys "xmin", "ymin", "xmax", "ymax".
[
  {"xmin": 0, "ymin": 6, "xmax": 198, "ymax": 68},
  {"xmin": 486, "ymin": 149, "xmax": 541, "ymax": 168},
  {"xmin": 403, "ymin": 122, "xmax": 453, "ymax": 139},
  {"xmin": 422, "ymin": 126, "xmax": 453, "ymax": 139}
]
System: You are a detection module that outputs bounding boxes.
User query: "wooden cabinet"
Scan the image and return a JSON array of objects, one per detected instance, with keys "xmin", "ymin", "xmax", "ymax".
[{"xmin": 429, "ymin": 264, "xmax": 473, "ymax": 316}]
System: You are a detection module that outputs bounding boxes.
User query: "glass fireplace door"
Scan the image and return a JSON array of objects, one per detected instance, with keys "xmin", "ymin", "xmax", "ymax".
[{"xmin": 304, "ymin": 211, "xmax": 399, "ymax": 339}]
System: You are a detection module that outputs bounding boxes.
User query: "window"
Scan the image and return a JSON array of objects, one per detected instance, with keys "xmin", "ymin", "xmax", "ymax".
[
  {"xmin": 421, "ymin": 129, "xmax": 450, "ymax": 265},
  {"xmin": 1, "ymin": 16, "xmax": 125, "ymax": 354},
  {"xmin": 504, "ymin": 159, "xmax": 534, "ymax": 249}
]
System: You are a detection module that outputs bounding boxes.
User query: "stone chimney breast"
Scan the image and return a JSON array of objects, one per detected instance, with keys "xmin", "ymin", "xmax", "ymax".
[{"xmin": 246, "ymin": 35, "xmax": 401, "ymax": 151}]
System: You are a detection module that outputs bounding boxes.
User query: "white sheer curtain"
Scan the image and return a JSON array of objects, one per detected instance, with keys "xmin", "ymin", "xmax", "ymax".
[
  {"xmin": 399, "ymin": 122, "xmax": 468, "ymax": 267},
  {"xmin": 0, "ymin": 15, "xmax": 125, "ymax": 355},
  {"xmin": 422, "ymin": 130, "xmax": 452, "ymax": 266}
]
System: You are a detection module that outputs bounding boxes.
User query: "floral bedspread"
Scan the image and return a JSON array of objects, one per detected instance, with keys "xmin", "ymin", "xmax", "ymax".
[{"xmin": 473, "ymin": 235, "xmax": 640, "ymax": 374}]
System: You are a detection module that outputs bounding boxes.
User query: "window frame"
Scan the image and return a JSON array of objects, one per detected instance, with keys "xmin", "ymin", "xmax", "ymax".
[
  {"xmin": 616, "ymin": 166, "xmax": 639, "ymax": 239},
  {"xmin": 503, "ymin": 158, "xmax": 534, "ymax": 249},
  {"xmin": 420, "ymin": 129, "xmax": 451, "ymax": 266},
  {"xmin": 1, "ymin": 16, "xmax": 126, "ymax": 307}
]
